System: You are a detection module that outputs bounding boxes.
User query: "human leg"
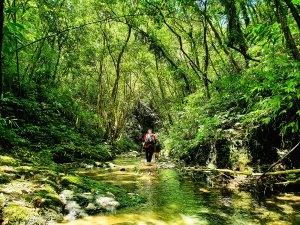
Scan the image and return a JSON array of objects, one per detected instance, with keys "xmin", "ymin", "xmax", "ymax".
[{"xmin": 146, "ymin": 147, "xmax": 154, "ymax": 162}]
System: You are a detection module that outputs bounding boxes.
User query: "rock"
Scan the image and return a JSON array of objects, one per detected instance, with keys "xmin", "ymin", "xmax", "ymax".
[
  {"xmin": 127, "ymin": 192, "xmax": 138, "ymax": 196},
  {"xmin": 64, "ymin": 201, "xmax": 86, "ymax": 221},
  {"xmin": 14, "ymin": 166, "xmax": 35, "ymax": 178},
  {"xmin": 0, "ymin": 156, "xmax": 18, "ymax": 166},
  {"xmin": 33, "ymin": 189, "xmax": 64, "ymax": 209},
  {"xmin": 108, "ymin": 163, "xmax": 116, "ymax": 168},
  {"xmin": 85, "ymin": 203, "xmax": 96, "ymax": 210},
  {"xmin": 3, "ymin": 202, "xmax": 39, "ymax": 224},
  {"xmin": 106, "ymin": 192, "xmax": 116, "ymax": 198},
  {"xmin": 95, "ymin": 196, "xmax": 120, "ymax": 212},
  {"xmin": 0, "ymin": 173, "xmax": 11, "ymax": 184},
  {"xmin": 21, "ymin": 189, "xmax": 31, "ymax": 194},
  {"xmin": 85, "ymin": 164, "xmax": 94, "ymax": 169},
  {"xmin": 94, "ymin": 162, "xmax": 103, "ymax": 167},
  {"xmin": 59, "ymin": 190, "xmax": 74, "ymax": 204}
]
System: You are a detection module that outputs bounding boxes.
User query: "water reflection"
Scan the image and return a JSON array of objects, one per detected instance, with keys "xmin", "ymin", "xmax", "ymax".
[{"xmin": 63, "ymin": 158, "xmax": 300, "ymax": 225}]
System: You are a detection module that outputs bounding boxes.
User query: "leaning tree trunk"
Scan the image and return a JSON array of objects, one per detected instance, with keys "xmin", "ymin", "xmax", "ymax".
[
  {"xmin": 274, "ymin": 0, "xmax": 300, "ymax": 61},
  {"xmin": 0, "ymin": 0, "xmax": 4, "ymax": 98},
  {"xmin": 207, "ymin": 17, "xmax": 241, "ymax": 72},
  {"xmin": 283, "ymin": 0, "xmax": 300, "ymax": 30}
]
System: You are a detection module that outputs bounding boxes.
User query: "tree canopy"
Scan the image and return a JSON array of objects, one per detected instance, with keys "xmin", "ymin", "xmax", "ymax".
[{"xmin": 0, "ymin": 0, "xmax": 300, "ymax": 169}]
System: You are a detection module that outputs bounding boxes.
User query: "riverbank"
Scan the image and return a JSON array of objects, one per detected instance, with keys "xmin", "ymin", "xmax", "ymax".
[{"xmin": 0, "ymin": 152, "xmax": 146, "ymax": 224}]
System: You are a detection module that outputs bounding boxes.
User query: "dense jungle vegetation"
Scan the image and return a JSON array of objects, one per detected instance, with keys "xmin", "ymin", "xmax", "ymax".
[{"xmin": 0, "ymin": 0, "xmax": 300, "ymax": 224}]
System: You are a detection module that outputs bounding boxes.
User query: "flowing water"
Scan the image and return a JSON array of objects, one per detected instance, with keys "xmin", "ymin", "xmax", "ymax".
[{"xmin": 63, "ymin": 156, "xmax": 300, "ymax": 225}]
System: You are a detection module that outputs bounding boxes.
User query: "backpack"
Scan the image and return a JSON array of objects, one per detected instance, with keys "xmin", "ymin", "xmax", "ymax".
[{"xmin": 145, "ymin": 133, "xmax": 155, "ymax": 143}]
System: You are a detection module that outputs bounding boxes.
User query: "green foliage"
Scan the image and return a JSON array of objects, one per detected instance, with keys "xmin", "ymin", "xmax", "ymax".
[
  {"xmin": 1, "ymin": 0, "xmax": 300, "ymax": 170},
  {"xmin": 163, "ymin": 52, "xmax": 300, "ymax": 167},
  {"xmin": 115, "ymin": 136, "xmax": 140, "ymax": 153},
  {"xmin": 52, "ymin": 143, "xmax": 114, "ymax": 163}
]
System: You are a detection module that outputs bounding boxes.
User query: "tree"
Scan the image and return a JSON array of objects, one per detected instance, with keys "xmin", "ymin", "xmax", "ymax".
[
  {"xmin": 0, "ymin": 0, "xmax": 4, "ymax": 98},
  {"xmin": 274, "ymin": 0, "xmax": 300, "ymax": 61}
]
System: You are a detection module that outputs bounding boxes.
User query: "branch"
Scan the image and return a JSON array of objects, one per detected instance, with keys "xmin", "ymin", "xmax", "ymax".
[
  {"xmin": 228, "ymin": 44, "xmax": 261, "ymax": 62},
  {"xmin": 1, "ymin": 14, "xmax": 144, "ymax": 59},
  {"xmin": 257, "ymin": 141, "xmax": 300, "ymax": 181}
]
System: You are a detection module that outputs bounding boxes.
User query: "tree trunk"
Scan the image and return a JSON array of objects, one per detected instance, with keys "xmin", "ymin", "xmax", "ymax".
[
  {"xmin": 155, "ymin": 54, "xmax": 173, "ymax": 125},
  {"xmin": 0, "ymin": 0, "xmax": 4, "ymax": 98},
  {"xmin": 221, "ymin": 0, "xmax": 259, "ymax": 64},
  {"xmin": 283, "ymin": 0, "xmax": 300, "ymax": 30},
  {"xmin": 202, "ymin": 0, "xmax": 211, "ymax": 99},
  {"xmin": 13, "ymin": 0, "xmax": 21, "ymax": 96},
  {"xmin": 207, "ymin": 17, "xmax": 241, "ymax": 72},
  {"xmin": 111, "ymin": 25, "xmax": 132, "ymax": 104},
  {"xmin": 240, "ymin": 0, "xmax": 250, "ymax": 27},
  {"xmin": 274, "ymin": 0, "xmax": 300, "ymax": 61}
]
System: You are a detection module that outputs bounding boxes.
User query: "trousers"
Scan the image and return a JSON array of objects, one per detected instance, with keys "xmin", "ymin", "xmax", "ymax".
[{"xmin": 145, "ymin": 147, "xmax": 154, "ymax": 162}]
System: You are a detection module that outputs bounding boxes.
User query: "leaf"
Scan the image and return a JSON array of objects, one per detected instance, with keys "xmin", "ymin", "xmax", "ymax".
[
  {"xmin": 5, "ymin": 6, "xmax": 18, "ymax": 13},
  {"xmin": 292, "ymin": 0, "xmax": 300, "ymax": 5},
  {"xmin": 262, "ymin": 117, "xmax": 271, "ymax": 124},
  {"xmin": 279, "ymin": 109, "xmax": 287, "ymax": 115}
]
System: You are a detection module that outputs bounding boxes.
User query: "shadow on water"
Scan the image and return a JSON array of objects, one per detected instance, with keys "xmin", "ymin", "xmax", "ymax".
[{"xmin": 63, "ymin": 157, "xmax": 300, "ymax": 225}]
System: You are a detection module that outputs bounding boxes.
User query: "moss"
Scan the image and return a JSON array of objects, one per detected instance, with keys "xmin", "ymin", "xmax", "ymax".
[
  {"xmin": 60, "ymin": 174, "xmax": 146, "ymax": 210},
  {"xmin": 32, "ymin": 188, "xmax": 64, "ymax": 209},
  {"xmin": 39, "ymin": 179, "xmax": 61, "ymax": 191},
  {"xmin": 0, "ymin": 156, "xmax": 18, "ymax": 166},
  {"xmin": 3, "ymin": 202, "xmax": 39, "ymax": 224},
  {"xmin": 0, "ymin": 173, "xmax": 11, "ymax": 184},
  {"xmin": 61, "ymin": 175, "xmax": 85, "ymax": 187},
  {"xmin": 14, "ymin": 166, "xmax": 36, "ymax": 178}
]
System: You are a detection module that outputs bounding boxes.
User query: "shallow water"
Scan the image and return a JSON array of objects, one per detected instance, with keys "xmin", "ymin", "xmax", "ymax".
[{"xmin": 63, "ymin": 157, "xmax": 300, "ymax": 225}]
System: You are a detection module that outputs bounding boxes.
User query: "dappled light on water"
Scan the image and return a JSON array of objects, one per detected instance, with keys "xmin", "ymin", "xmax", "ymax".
[
  {"xmin": 64, "ymin": 212, "xmax": 205, "ymax": 225},
  {"xmin": 63, "ymin": 157, "xmax": 300, "ymax": 225}
]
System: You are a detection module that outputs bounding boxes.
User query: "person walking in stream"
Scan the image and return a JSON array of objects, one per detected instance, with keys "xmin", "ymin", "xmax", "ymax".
[{"xmin": 143, "ymin": 129, "xmax": 157, "ymax": 164}]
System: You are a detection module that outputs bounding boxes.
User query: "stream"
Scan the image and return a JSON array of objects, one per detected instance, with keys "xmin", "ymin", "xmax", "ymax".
[{"xmin": 63, "ymin": 156, "xmax": 300, "ymax": 225}]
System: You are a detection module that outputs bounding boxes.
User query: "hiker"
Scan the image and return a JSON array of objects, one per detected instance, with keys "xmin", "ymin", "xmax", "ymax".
[{"xmin": 143, "ymin": 129, "xmax": 156, "ymax": 163}]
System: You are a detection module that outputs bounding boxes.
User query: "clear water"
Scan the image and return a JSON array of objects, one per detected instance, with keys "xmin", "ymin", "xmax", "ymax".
[{"xmin": 63, "ymin": 157, "xmax": 300, "ymax": 225}]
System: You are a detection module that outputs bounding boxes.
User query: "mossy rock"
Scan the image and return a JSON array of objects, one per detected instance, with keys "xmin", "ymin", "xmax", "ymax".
[
  {"xmin": 0, "ymin": 156, "xmax": 18, "ymax": 166},
  {"xmin": 0, "ymin": 173, "xmax": 11, "ymax": 184},
  {"xmin": 38, "ymin": 208, "xmax": 64, "ymax": 223},
  {"xmin": 33, "ymin": 188, "xmax": 64, "ymax": 209},
  {"xmin": 3, "ymin": 202, "xmax": 39, "ymax": 224},
  {"xmin": 39, "ymin": 179, "xmax": 61, "ymax": 191},
  {"xmin": 73, "ymin": 194, "xmax": 91, "ymax": 208},
  {"xmin": 14, "ymin": 166, "xmax": 36, "ymax": 178},
  {"xmin": 38, "ymin": 169, "xmax": 61, "ymax": 181},
  {"xmin": 60, "ymin": 175, "xmax": 85, "ymax": 188}
]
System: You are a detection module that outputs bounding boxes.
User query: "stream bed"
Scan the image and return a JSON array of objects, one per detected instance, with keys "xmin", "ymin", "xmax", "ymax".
[{"xmin": 62, "ymin": 156, "xmax": 300, "ymax": 225}]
